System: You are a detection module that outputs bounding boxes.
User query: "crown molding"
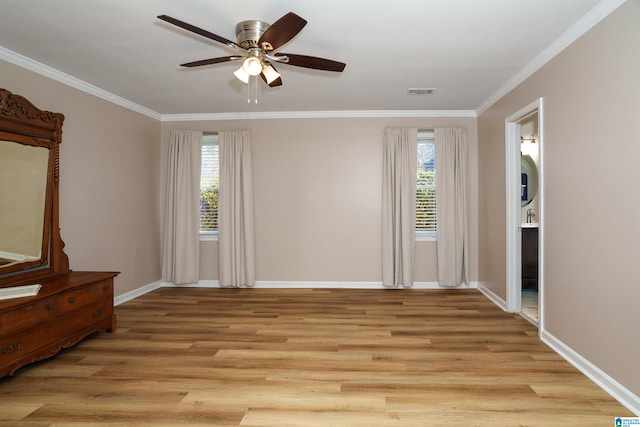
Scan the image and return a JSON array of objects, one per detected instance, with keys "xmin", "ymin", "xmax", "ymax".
[
  {"xmin": 476, "ymin": 0, "xmax": 627, "ymax": 115},
  {"xmin": 3, "ymin": 0, "xmax": 625, "ymax": 122},
  {"xmin": 0, "ymin": 46, "xmax": 161, "ymax": 120},
  {"xmin": 160, "ymin": 109, "xmax": 477, "ymax": 122},
  {"xmin": 0, "ymin": 46, "xmax": 476, "ymax": 122}
]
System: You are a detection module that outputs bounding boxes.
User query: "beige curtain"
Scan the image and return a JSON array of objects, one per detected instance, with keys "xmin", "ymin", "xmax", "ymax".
[
  {"xmin": 218, "ymin": 130, "xmax": 255, "ymax": 287},
  {"xmin": 161, "ymin": 130, "xmax": 202, "ymax": 284},
  {"xmin": 435, "ymin": 127, "xmax": 470, "ymax": 286},
  {"xmin": 382, "ymin": 127, "xmax": 417, "ymax": 287}
]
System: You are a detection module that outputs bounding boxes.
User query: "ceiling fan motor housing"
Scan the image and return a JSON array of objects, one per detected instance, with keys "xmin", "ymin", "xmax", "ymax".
[{"xmin": 235, "ymin": 20, "xmax": 270, "ymax": 49}]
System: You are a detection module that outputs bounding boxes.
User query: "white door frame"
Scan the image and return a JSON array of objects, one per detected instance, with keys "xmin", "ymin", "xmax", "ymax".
[{"xmin": 505, "ymin": 98, "xmax": 543, "ymax": 329}]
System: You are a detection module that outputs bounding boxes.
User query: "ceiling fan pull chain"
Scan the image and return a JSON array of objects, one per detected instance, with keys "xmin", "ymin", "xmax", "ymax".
[
  {"xmin": 254, "ymin": 75, "xmax": 258, "ymax": 104},
  {"xmin": 246, "ymin": 79, "xmax": 250, "ymax": 103}
]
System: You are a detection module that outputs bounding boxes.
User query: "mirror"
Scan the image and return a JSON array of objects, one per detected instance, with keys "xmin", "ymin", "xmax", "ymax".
[
  {"xmin": 0, "ymin": 88, "xmax": 68, "ymax": 285},
  {"xmin": 0, "ymin": 140, "xmax": 50, "ymax": 269},
  {"xmin": 521, "ymin": 154, "xmax": 538, "ymax": 207}
]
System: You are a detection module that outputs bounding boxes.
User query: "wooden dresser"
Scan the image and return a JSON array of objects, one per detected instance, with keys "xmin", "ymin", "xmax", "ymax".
[
  {"xmin": 0, "ymin": 271, "xmax": 118, "ymax": 378},
  {"xmin": 0, "ymin": 88, "xmax": 119, "ymax": 378}
]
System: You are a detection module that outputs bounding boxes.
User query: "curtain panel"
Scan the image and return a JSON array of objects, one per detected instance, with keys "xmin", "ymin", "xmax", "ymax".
[
  {"xmin": 218, "ymin": 130, "xmax": 256, "ymax": 287},
  {"xmin": 382, "ymin": 127, "xmax": 417, "ymax": 287},
  {"xmin": 161, "ymin": 130, "xmax": 202, "ymax": 284},
  {"xmin": 435, "ymin": 127, "xmax": 470, "ymax": 287}
]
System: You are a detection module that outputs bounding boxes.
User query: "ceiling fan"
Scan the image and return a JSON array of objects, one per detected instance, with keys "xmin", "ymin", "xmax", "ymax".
[{"xmin": 157, "ymin": 12, "xmax": 346, "ymax": 88}]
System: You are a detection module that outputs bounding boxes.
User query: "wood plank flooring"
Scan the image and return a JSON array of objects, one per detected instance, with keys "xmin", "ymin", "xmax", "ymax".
[{"xmin": 0, "ymin": 288, "xmax": 633, "ymax": 426}]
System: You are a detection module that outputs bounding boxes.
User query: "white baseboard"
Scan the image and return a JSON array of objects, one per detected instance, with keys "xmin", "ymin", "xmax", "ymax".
[
  {"xmin": 474, "ymin": 281, "xmax": 639, "ymax": 416},
  {"xmin": 163, "ymin": 280, "xmax": 219, "ymax": 288},
  {"xmin": 161, "ymin": 280, "xmax": 478, "ymax": 289},
  {"xmin": 254, "ymin": 281, "xmax": 382, "ymax": 289},
  {"xmin": 414, "ymin": 281, "xmax": 478, "ymax": 289},
  {"xmin": 114, "ymin": 280, "xmax": 163, "ymax": 306},
  {"xmin": 116, "ymin": 280, "xmax": 479, "ymax": 301},
  {"xmin": 476, "ymin": 282, "xmax": 507, "ymax": 311},
  {"xmin": 541, "ymin": 330, "xmax": 640, "ymax": 416}
]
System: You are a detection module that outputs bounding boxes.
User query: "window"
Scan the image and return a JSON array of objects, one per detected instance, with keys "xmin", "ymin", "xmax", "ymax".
[
  {"xmin": 417, "ymin": 131, "xmax": 436, "ymax": 237},
  {"xmin": 200, "ymin": 134, "xmax": 219, "ymax": 236}
]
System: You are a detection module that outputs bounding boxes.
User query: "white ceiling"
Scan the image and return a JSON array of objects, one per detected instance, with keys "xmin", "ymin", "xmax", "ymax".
[{"xmin": 0, "ymin": 0, "xmax": 621, "ymax": 118}]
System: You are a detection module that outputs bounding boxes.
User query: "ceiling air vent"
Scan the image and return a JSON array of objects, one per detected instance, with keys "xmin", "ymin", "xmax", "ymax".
[{"xmin": 407, "ymin": 88, "xmax": 436, "ymax": 95}]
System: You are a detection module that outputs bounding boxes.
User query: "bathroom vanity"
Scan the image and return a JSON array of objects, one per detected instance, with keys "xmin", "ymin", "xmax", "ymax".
[{"xmin": 521, "ymin": 225, "xmax": 538, "ymax": 290}]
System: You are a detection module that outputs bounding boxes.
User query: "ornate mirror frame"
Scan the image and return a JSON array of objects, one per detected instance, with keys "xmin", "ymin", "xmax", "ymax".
[{"xmin": 0, "ymin": 88, "xmax": 69, "ymax": 287}]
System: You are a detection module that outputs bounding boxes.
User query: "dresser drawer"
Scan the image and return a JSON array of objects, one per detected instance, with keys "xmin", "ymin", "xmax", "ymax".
[
  {"xmin": 0, "ymin": 321, "xmax": 59, "ymax": 365},
  {"xmin": 61, "ymin": 280, "xmax": 113, "ymax": 313},
  {"xmin": 58, "ymin": 298, "xmax": 113, "ymax": 337},
  {"xmin": 0, "ymin": 296, "xmax": 59, "ymax": 336}
]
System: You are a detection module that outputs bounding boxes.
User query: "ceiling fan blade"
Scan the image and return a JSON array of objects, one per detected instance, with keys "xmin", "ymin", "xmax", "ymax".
[
  {"xmin": 275, "ymin": 53, "xmax": 346, "ymax": 72},
  {"xmin": 158, "ymin": 15, "xmax": 243, "ymax": 50},
  {"xmin": 258, "ymin": 12, "xmax": 307, "ymax": 51},
  {"xmin": 180, "ymin": 56, "xmax": 244, "ymax": 67}
]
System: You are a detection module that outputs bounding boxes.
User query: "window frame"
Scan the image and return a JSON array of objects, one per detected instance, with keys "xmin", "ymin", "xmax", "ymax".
[
  {"xmin": 200, "ymin": 134, "xmax": 219, "ymax": 241},
  {"xmin": 416, "ymin": 130, "xmax": 436, "ymax": 241}
]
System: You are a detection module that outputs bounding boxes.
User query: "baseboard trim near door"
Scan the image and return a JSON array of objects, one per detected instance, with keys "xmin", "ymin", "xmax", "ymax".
[
  {"xmin": 476, "ymin": 281, "xmax": 639, "ymax": 415},
  {"xmin": 476, "ymin": 282, "xmax": 508, "ymax": 311},
  {"xmin": 541, "ymin": 329, "xmax": 640, "ymax": 416}
]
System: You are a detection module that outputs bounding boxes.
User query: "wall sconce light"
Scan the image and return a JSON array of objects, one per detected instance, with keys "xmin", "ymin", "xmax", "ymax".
[{"xmin": 521, "ymin": 135, "xmax": 536, "ymax": 144}]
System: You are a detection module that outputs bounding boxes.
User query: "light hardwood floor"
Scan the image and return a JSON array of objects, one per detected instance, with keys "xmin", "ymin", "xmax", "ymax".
[{"xmin": 0, "ymin": 288, "xmax": 633, "ymax": 426}]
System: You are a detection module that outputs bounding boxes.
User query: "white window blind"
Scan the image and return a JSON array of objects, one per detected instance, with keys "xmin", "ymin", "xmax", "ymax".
[
  {"xmin": 417, "ymin": 131, "xmax": 436, "ymax": 233},
  {"xmin": 200, "ymin": 134, "xmax": 219, "ymax": 233}
]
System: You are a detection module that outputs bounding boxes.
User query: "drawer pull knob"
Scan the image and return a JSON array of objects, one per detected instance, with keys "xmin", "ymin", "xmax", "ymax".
[
  {"xmin": 68, "ymin": 297, "xmax": 76, "ymax": 303},
  {"xmin": 24, "ymin": 305, "xmax": 33, "ymax": 312},
  {"xmin": 47, "ymin": 303, "xmax": 57, "ymax": 311},
  {"xmin": 92, "ymin": 308, "xmax": 103, "ymax": 317},
  {"xmin": 2, "ymin": 343, "xmax": 21, "ymax": 355}
]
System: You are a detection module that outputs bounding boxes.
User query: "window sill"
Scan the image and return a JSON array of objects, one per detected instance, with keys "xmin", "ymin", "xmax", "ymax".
[
  {"xmin": 200, "ymin": 232, "xmax": 219, "ymax": 242},
  {"xmin": 416, "ymin": 232, "xmax": 436, "ymax": 242}
]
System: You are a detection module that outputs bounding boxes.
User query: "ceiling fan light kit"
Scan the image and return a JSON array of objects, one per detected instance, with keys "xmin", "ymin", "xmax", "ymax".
[
  {"xmin": 261, "ymin": 64, "xmax": 281, "ymax": 85},
  {"xmin": 158, "ymin": 11, "xmax": 346, "ymax": 101}
]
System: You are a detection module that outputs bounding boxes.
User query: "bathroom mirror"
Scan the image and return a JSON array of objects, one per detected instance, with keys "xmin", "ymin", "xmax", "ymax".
[{"xmin": 521, "ymin": 154, "xmax": 538, "ymax": 207}]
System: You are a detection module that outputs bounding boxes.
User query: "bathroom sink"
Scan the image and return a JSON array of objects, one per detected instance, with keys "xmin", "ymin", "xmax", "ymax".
[{"xmin": 521, "ymin": 223, "xmax": 539, "ymax": 228}]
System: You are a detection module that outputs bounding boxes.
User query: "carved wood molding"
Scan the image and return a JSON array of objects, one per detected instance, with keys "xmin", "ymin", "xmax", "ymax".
[
  {"xmin": 0, "ymin": 88, "xmax": 58, "ymax": 123},
  {"xmin": 0, "ymin": 88, "xmax": 64, "ymax": 144}
]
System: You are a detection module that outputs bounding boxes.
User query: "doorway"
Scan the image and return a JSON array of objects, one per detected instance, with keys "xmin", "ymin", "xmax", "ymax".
[{"xmin": 505, "ymin": 98, "xmax": 543, "ymax": 328}]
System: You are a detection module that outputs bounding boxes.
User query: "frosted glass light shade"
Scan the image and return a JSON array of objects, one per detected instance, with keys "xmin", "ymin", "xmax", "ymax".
[
  {"xmin": 242, "ymin": 57, "xmax": 263, "ymax": 76},
  {"xmin": 262, "ymin": 64, "xmax": 280, "ymax": 85},
  {"xmin": 234, "ymin": 67, "xmax": 250, "ymax": 83}
]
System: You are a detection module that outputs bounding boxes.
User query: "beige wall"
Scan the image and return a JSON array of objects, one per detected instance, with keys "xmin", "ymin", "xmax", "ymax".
[
  {"xmin": 2, "ymin": 0, "xmax": 636, "ymax": 407},
  {"xmin": 478, "ymin": 0, "xmax": 640, "ymax": 396},
  {"xmin": 0, "ymin": 59, "xmax": 162, "ymax": 296},
  {"xmin": 1, "ymin": 55, "xmax": 479, "ymax": 292},
  {"xmin": 161, "ymin": 116, "xmax": 478, "ymax": 284}
]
